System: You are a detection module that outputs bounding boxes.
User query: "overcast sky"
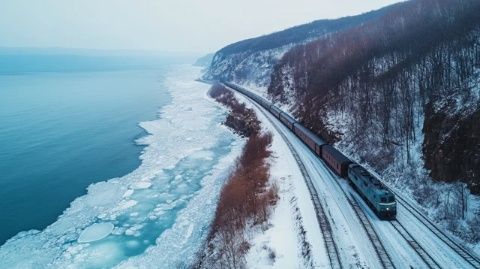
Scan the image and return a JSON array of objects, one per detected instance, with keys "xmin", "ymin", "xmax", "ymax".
[{"xmin": 0, "ymin": 0, "xmax": 401, "ymax": 54}]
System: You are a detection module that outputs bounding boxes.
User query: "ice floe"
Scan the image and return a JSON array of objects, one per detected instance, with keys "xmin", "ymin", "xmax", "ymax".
[
  {"xmin": 0, "ymin": 65, "xmax": 244, "ymax": 269},
  {"xmin": 77, "ymin": 223, "xmax": 114, "ymax": 243}
]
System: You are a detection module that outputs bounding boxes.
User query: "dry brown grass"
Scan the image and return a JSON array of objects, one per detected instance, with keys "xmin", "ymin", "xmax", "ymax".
[
  {"xmin": 196, "ymin": 84, "xmax": 278, "ymax": 268},
  {"xmin": 209, "ymin": 84, "xmax": 260, "ymax": 137}
]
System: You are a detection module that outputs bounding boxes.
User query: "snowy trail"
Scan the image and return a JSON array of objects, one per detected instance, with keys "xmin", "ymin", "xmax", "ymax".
[{"xmin": 229, "ymin": 84, "xmax": 479, "ymax": 269}]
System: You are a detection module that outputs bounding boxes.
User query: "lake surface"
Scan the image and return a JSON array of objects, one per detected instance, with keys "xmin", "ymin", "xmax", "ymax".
[
  {"xmin": 0, "ymin": 56, "xmax": 171, "ymax": 244},
  {"xmin": 0, "ymin": 54, "xmax": 242, "ymax": 269}
]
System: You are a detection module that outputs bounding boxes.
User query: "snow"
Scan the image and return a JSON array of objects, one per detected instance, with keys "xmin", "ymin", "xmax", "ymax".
[
  {"xmin": 0, "ymin": 65, "xmax": 244, "ymax": 269},
  {"xmin": 233, "ymin": 86, "xmax": 479, "ymax": 268},
  {"xmin": 206, "ymin": 44, "xmax": 294, "ymax": 87},
  {"xmin": 322, "ymin": 65, "xmax": 480, "ymax": 255},
  {"xmin": 261, "ymin": 101, "xmax": 474, "ymax": 268},
  {"xmin": 234, "ymin": 91, "xmax": 328, "ymax": 268},
  {"xmin": 77, "ymin": 223, "xmax": 115, "ymax": 243},
  {"xmin": 396, "ymin": 205, "xmax": 475, "ymax": 268}
]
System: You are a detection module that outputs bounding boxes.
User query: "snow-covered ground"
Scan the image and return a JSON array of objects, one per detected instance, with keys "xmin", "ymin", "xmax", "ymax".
[
  {"xmin": 233, "ymin": 91, "xmax": 328, "ymax": 268},
  {"xmin": 233, "ymin": 88, "xmax": 480, "ymax": 268},
  {"xmin": 0, "ymin": 65, "xmax": 244, "ymax": 269}
]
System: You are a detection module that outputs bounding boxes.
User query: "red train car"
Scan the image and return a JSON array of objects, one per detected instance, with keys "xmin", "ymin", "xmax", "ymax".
[
  {"xmin": 321, "ymin": 145, "xmax": 351, "ymax": 177},
  {"xmin": 279, "ymin": 112, "xmax": 296, "ymax": 130},
  {"xmin": 294, "ymin": 124, "xmax": 326, "ymax": 153},
  {"xmin": 270, "ymin": 105, "xmax": 282, "ymax": 118}
]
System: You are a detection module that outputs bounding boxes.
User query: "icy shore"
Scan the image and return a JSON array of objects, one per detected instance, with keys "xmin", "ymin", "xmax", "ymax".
[{"xmin": 0, "ymin": 65, "xmax": 243, "ymax": 269}]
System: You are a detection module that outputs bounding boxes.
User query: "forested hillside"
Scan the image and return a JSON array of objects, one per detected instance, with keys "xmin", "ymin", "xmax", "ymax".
[
  {"xmin": 206, "ymin": 0, "xmax": 480, "ymax": 243},
  {"xmin": 204, "ymin": 5, "xmax": 397, "ymax": 86},
  {"xmin": 270, "ymin": 0, "xmax": 480, "ymax": 194}
]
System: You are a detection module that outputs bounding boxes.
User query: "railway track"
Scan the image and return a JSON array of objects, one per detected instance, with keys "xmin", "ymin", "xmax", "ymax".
[
  {"xmin": 339, "ymin": 153, "xmax": 480, "ymax": 268},
  {"xmin": 230, "ymin": 84, "xmax": 396, "ymax": 269},
  {"xmin": 345, "ymin": 193, "xmax": 396, "ymax": 269},
  {"xmin": 352, "ymin": 159, "xmax": 480, "ymax": 268},
  {"xmin": 222, "ymin": 83, "xmax": 480, "ymax": 269},
  {"xmin": 323, "ymin": 154, "xmax": 442, "ymax": 269},
  {"xmin": 232, "ymin": 88, "xmax": 343, "ymax": 269},
  {"xmin": 321, "ymin": 165, "xmax": 396, "ymax": 269},
  {"xmin": 393, "ymin": 194, "xmax": 480, "ymax": 269},
  {"xmin": 273, "ymin": 110, "xmax": 396, "ymax": 269},
  {"xmin": 390, "ymin": 220, "xmax": 441, "ymax": 269},
  {"xmin": 271, "ymin": 106, "xmax": 395, "ymax": 269}
]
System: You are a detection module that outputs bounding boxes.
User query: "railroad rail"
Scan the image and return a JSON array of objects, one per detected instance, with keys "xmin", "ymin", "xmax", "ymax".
[
  {"xmin": 346, "ymin": 194, "xmax": 396, "ymax": 269},
  {"xmin": 315, "ymin": 159, "xmax": 396, "ymax": 269},
  {"xmin": 264, "ymin": 100, "xmax": 395, "ymax": 269},
  {"xmin": 231, "ymin": 86, "xmax": 343, "ymax": 269},
  {"xmin": 336, "ymin": 146, "xmax": 480, "ymax": 268},
  {"xmin": 394, "ymin": 195, "xmax": 480, "ymax": 269},
  {"xmin": 221, "ymin": 82, "xmax": 480, "ymax": 269},
  {"xmin": 390, "ymin": 220, "xmax": 441, "ymax": 269}
]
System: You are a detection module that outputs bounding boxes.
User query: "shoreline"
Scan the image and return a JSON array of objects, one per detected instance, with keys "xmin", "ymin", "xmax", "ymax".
[
  {"xmin": 0, "ymin": 68, "xmax": 171, "ymax": 246},
  {"xmin": 0, "ymin": 65, "xmax": 243, "ymax": 269}
]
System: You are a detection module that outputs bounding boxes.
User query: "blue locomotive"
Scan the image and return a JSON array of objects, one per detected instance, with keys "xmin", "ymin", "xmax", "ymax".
[{"xmin": 223, "ymin": 82, "xmax": 397, "ymax": 220}]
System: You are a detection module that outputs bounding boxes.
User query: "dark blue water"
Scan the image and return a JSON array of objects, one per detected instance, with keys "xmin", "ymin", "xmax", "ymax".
[{"xmin": 0, "ymin": 54, "xmax": 177, "ymax": 244}]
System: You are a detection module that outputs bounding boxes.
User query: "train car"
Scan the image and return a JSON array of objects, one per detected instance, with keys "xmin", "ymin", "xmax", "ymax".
[
  {"xmin": 270, "ymin": 105, "xmax": 282, "ymax": 118},
  {"xmin": 261, "ymin": 98, "xmax": 271, "ymax": 109},
  {"xmin": 250, "ymin": 93, "xmax": 259, "ymax": 102},
  {"xmin": 225, "ymin": 82, "xmax": 243, "ymax": 94},
  {"xmin": 244, "ymin": 89, "xmax": 254, "ymax": 99},
  {"xmin": 294, "ymin": 124, "xmax": 326, "ymax": 153},
  {"xmin": 347, "ymin": 164, "xmax": 397, "ymax": 219},
  {"xmin": 259, "ymin": 98, "xmax": 271, "ymax": 110},
  {"xmin": 321, "ymin": 145, "xmax": 351, "ymax": 177},
  {"xmin": 314, "ymin": 141, "xmax": 323, "ymax": 156},
  {"xmin": 311, "ymin": 131, "xmax": 326, "ymax": 156},
  {"xmin": 279, "ymin": 112, "xmax": 296, "ymax": 130},
  {"xmin": 224, "ymin": 82, "xmax": 272, "ymax": 111},
  {"xmin": 224, "ymin": 81, "xmax": 396, "ymax": 221}
]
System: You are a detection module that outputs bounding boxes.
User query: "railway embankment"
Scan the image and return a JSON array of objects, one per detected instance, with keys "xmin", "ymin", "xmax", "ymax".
[{"xmin": 195, "ymin": 83, "xmax": 278, "ymax": 268}]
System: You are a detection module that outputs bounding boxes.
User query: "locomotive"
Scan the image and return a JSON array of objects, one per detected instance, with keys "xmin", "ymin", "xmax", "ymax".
[{"xmin": 223, "ymin": 82, "xmax": 397, "ymax": 220}]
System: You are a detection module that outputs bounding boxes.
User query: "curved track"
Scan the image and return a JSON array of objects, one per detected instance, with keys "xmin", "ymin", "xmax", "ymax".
[
  {"xmin": 248, "ymin": 98, "xmax": 343, "ymax": 269},
  {"xmin": 320, "ymin": 164, "xmax": 396, "ymax": 269},
  {"xmin": 346, "ymin": 194, "xmax": 396, "ymax": 269},
  {"xmin": 223, "ymin": 83, "xmax": 480, "ymax": 269},
  {"xmin": 389, "ymin": 220, "xmax": 441, "ymax": 269},
  {"xmin": 394, "ymin": 194, "xmax": 480, "ymax": 269}
]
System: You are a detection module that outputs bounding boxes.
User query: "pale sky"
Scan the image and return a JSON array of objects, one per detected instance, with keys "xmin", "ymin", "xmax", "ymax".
[{"xmin": 0, "ymin": 0, "xmax": 401, "ymax": 54}]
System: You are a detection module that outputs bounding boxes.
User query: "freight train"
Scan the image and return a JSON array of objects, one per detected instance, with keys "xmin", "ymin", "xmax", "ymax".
[{"xmin": 223, "ymin": 82, "xmax": 397, "ymax": 220}]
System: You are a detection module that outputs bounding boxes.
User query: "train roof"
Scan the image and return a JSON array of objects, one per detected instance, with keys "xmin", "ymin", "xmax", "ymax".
[
  {"xmin": 295, "ymin": 124, "xmax": 327, "ymax": 146},
  {"xmin": 349, "ymin": 164, "xmax": 389, "ymax": 192},
  {"xmin": 323, "ymin": 145, "xmax": 351, "ymax": 163},
  {"xmin": 280, "ymin": 111, "xmax": 296, "ymax": 122},
  {"xmin": 271, "ymin": 105, "xmax": 282, "ymax": 112}
]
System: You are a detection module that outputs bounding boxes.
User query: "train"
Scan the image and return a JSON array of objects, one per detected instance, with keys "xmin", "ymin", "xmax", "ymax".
[{"xmin": 223, "ymin": 82, "xmax": 397, "ymax": 220}]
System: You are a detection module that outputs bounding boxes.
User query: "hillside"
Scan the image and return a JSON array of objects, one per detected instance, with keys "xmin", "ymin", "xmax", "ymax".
[
  {"xmin": 267, "ymin": 0, "xmax": 480, "ymax": 242},
  {"xmin": 269, "ymin": 0, "xmax": 480, "ymax": 193},
  {"xmin": 207, "ymin": 0, "xmax": 480, "ymax": 244},
  {"xmin": 203, "ymin": 5, "xmax": 398, "ymax": 86},
  {"xmin": 194, "ymin": 53, "xmax": 214, "ymax": 67}
]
